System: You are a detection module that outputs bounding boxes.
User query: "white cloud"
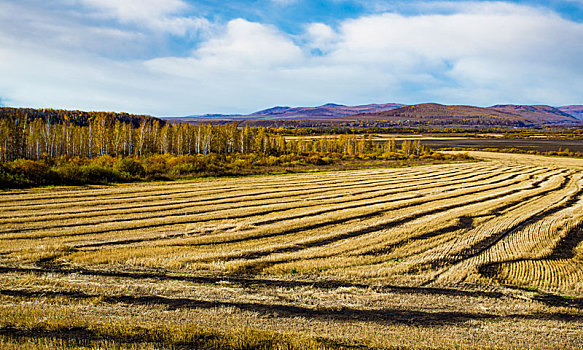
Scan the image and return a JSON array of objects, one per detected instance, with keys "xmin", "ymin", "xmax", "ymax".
[
  {"xmin": 0, "ymin": 1, "xmax": 582, "ymax": 115},
  {"xmin": 79, "ymin": 0, "xmax": 187, "ymax": 21},
  {"xmin": 144, "ymin": 4, "xmax": 582, "ymax": 111},
  {"xmin": 305, "ymin": 23, "xmax": 338, "ymax": 52},
  {"xmin": 0, "ymin": 1, "xmax": 147, "ymax": 55},
  {"xmin": 318, "ymin": 2, "xmax": 583, "ymax": 104},
  {"xmin": 78, "ymin": 0, "xmax": 210, "ymax": 35},
  {"xmin": 198, "ymin": 19, "xmax": 303, "ymax": 67},
  {"xmin": 147, "ymin": 19, "xmax": 303, "ymax": 72}
]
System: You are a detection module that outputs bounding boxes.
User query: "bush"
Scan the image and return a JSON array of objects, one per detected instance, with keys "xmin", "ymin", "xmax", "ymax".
[
  {"xmin": 92, "ymin": 155, "xmax": 117, "ymax": 167},
  {"xmin": 8, "ymin": 159, "xmax": 51, "ymax": 185},
  {"xmin": 144, "ymin": 154, "xmax": 169, "ymax": 177},
  {"xmin": 265, "ymin": 155, "xmax": 280, "ymax": 166},
  {"xmin": 321, "ymin": 156, "xmax": 334, "ymax": 164},
  {"xmin": 0, "ymin": 167, "xmax": 29, "ymax": 188},
  {"xmin": 115, "ymin": 157, "xmax": 145, "ymax": 177},
  {"xmin": 81, "ymin": 164, "xmax": 122, "ymax": 183},
  {"xmin": 170, "ymin": 163, "xmax": 200, "ymax": 176},
  {"xmin": 230, "ymin": 158, "xmax": 252, "ymax": 170},
  {"xmin": 306, "ymin": 155, "xmax": 327, "ymax": 165},
  {"xmin": 51, "ymin": 164, "xmax": 123, "ymax": 185}
]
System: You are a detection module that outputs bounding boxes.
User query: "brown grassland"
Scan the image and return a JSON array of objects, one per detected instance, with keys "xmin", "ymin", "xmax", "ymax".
[{"xmin": 0, "ymin": 151, "xmax": 583, "ymax": 349}]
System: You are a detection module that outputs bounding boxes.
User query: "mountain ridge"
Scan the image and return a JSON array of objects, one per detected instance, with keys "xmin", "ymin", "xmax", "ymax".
[
  {"xmin": 343, "ymin": 103, "xmax": 529, "ymax": 126},
  {"xmin": 176, "ymin": 103, "xmax": 405, "ymax": 121},
  {"xmin": 167, "ymin": 102, "xmax": 582, "ymax": 126},
  {"xmin": 557, "ymin": 105, "xmax": 583, "ymax": 120},
  {"xmin": 488, "ymin": 104, "xmax": 579, "ymax": 123},
  {"xmin": 345, "ymin": 103, "xmax": 580, "ymax": 126}
]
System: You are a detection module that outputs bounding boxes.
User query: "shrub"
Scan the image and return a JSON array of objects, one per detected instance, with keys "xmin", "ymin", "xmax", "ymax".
[
  {"xmin": 115, "ymin": 157, "xmax": 145, "ymax": 177},
  {"xmin": 0, "ymin": 166, "xmax": 30, "ymax": 188},
  {"xmin": 82, "ymin": 164, "xmax": 122, "ymax": 183},
  {"xmin": 306, "ymin": 155, "xmax": 327, "ymax": 165},
  {"xmin": 170, "ymin": 163, "xmax": 200, "ymax": 176},
  {"xmin": 144, "ymin": 154, "xmax": 169, "ymax": 177},
  {"xmin": 7, "ymin": 159, "xmax": 51, "ymax": 185},
  {"xmin": 265, "ymin": 155, "xmax": 281, "ymax": 166},
  {"xmin": 92, "ymin": 155, "xmax": 117, "ymax": 167},
  {"xmin": 52, "ymin": 164, "xmax": 122, "ymax": 185}
]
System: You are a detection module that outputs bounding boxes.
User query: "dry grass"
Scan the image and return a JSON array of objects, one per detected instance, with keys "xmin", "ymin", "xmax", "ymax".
[{"xmin": 1, "ymin": 153, "xmax": 583, "ymax": 349}]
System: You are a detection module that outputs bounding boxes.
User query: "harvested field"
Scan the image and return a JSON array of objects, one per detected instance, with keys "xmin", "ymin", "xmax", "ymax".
[
  {"xmin": 287, "ymin": 135, "xmax": 583, "ymax": 153},
  {"xmin": 1, "ymin": 152, "xmax": 583, "ymax": 349},
  {"xmin": 420, "ymin": 138, "xmax": 583, "ymax": 153}
]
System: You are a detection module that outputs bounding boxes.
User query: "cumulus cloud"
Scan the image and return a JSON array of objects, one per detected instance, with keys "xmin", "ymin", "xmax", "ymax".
[
  {"xmin": 305, "ymin": 23, "xmax": 338, "ymax": 53},
  {"xmin": 0, "ymin": 1, "xmax": 582, "ymax": 115},
  {"xmin": 78, "ymin": 0, "xmax": 210, "ymax": 36},
  {"xmin": 146, "ymin": 2, "xmax": 583, "ymax": 110},
  {"xmin": 372, "ymin": 8, "xmax": 578, "ymax": 103},
  {"xmin": 79, "ymin": 0, "xmax": 188, "ymax": 20},
  {"xmin": 195, "ymin": 19, "xmax": 303, "ymax": 68},
  {"xmin": 146, "ymin": 18, "xmax": 304, "ymax": 75},
  {"xmin": 320, "ymin": 2, "xmax": 583, "ymax": 104},
  {"xmin": 0, "ymin": 1, "xmax": 147, "ymax": 56}
]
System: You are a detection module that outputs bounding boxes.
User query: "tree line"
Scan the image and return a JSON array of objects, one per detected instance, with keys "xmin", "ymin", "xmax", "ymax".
[{"xmin": 0, "ymin": 108, "xmax": 430, "ymax": 162}]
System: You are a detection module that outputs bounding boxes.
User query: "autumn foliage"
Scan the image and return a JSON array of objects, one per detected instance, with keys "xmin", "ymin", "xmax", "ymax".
[{"xmin": 0, "ymin": 107, "xmax": 469, "ymax": 188}]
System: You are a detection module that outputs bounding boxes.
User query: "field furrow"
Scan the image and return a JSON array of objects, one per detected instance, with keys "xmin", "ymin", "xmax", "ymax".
[
  {"xmin": 1, "ymin": 155, "xmax": 582, "ymax": 299},
  {"xmin": 0, "ymin": 164, "xmax": 518, "ymax": 233},
  {"xmin": 3, "ymin": 153, "xmax": 583, "ymax": 349}
]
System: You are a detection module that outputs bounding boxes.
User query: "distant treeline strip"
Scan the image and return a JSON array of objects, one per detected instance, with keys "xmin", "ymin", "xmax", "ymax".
[
  {"xmin": 439, "ymin": 147, "xmax": 583, "ymax": 159},
  {"xmin": 0, "ymin": 107, "xmax": 429, "ymax": 161},
  {"xmin": 0, "ymin": 107, "xmax": 470, "ymax": 188},
  {"xmin": 0, "ymin": 107, "xmax": 159, "ymax": 127}
]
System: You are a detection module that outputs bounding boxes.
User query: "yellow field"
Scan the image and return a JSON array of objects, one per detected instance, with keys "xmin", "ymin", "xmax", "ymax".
[{"xmin": 1, "ymin": 152, "xmax": 582, "ymax": 349}]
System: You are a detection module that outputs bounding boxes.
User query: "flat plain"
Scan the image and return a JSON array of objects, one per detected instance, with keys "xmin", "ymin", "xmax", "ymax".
[{"xmin": 1, "ymin": 152, "xmax": 582, "ymax": 349}]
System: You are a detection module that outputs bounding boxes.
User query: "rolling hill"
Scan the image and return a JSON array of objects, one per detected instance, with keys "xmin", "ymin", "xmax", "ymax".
[
  {"xmin": 558, "ymin": 105, "xmax": 583, "ymax": 120},
  {"xmin": 488, "ymin": 104, "xmax": 580, "ymax": 124},
  {"xmin": 248, "ymin": 103, "xmax": 405, "ymax": 119},
  {"xmin": 173, "ymin": 103, "xmax": 405, "ymax": 122},
  {"xmin": 345, "ymin": 103, "xmax": 530, "ymax": 126},
  {"xmin": 172, "ymin": 102, "xmax": 582, "ymax": 127},
  {"xmin": 344, "ymin": 103, "xmax": 581, "ymax": 126}
]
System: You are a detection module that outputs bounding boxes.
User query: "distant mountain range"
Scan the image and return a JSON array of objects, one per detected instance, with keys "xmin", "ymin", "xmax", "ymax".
[
  {"xmin": 174, "ymin": 103, "xmax": 405, "ymax": 122},
  {"xmin": 558, "ymin": 105, "xmax": 583, "ymax": 120},
  {"xmin": 346, "ymin": 103, "xmax": 581, "ymax": 126},
  {"xmin": 249, "ymin": 103, "xmax": 406, "ymax": 119},
  {"xmin": 168, "ymin": 102, "xmax": 583, "ymax": 126},
  {"xmin": 490, "ymin": 105, "xmax": 581, "ymax": 124}
]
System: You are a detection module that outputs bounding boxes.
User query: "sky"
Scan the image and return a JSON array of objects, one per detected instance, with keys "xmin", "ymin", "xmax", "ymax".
[{"xmin": 0, "ymin": 0, "xmax": 582, "ymax": 116}]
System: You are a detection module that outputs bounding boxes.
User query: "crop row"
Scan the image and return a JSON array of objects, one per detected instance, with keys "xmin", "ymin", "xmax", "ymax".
[{"xmin": 1, "ymin": 159, "xmax": 582, "ymax": 296}]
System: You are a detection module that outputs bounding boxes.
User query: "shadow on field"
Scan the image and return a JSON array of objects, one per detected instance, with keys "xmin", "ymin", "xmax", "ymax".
[
  {"xmin": 549, "ymin": 224, "xmax": 583, "ymax": 260},
  {"xmin": 2, "ymin": 263, "xmax": 582, "ymax": 316},
  {"xmin": 532, "ymin": 294, "xmax": 583, "ymax": 309},
  {"xmin": 0, "ymin": 265, "xmax": 503, "ymax": 298},
  {"xmin": 477, "ymin": 223, "xmax": 583, "ymax": 310},
  {"xmin": 1, "ymin": 287, "xmax": 580, "ymax": 325},
  {"xmin": 0, "ymin": 326, "xmax": 117, "ymax": 347}
]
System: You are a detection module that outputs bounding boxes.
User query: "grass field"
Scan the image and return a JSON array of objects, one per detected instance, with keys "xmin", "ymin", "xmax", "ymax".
[
  {"xmin": 1, "ymin": 152, "xmax": 582, "ymax": 349},
  {"xmin": 287, "ymin": 134, "xmax": 583, "ymax": 153}
]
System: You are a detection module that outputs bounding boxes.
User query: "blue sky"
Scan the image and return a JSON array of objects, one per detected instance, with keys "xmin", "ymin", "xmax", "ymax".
[{"xmin": 0, "ymin": 0, "xmax": 582, "ymax": 116}]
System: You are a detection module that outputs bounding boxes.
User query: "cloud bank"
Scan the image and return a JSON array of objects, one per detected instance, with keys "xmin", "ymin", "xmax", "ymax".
[
  {"xmin": 78, "ymin": 0, "xmax": 210, "ymax": 36},
  {"xmin": 0, "ymin": 1, "xmax": 581, "ymax": 116}
]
